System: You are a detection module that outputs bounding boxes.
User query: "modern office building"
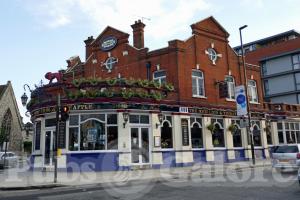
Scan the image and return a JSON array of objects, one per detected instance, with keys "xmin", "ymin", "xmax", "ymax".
[
  {"xmin": 24, "ymin": 17, "xmax": 300, "ymax": 172},
  {"xmin": 234, "ymin": 30, "xmax": 300, "ymax": 104}
]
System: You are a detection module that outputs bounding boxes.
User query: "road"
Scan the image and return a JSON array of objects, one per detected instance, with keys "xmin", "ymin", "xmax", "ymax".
[{"xmin": 0, "ymin": 167, "xmax": 299, "ymax": 200}]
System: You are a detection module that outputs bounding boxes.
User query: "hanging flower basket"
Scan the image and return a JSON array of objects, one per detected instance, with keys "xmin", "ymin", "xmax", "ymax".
[
  {"xmin": 207, "ymin": 123, "xmax": 216, "ymax": 133},
  {"xmin": 106, "ymin": 78, "xmax": 117, "ymax": 86},
  {"xmin": 72, "ymin": 79, "xmax": 83, "ymax": 87},
  {"xmin": 228, "ymin": 124, "xmax": 237, "ymax": 133},
  {"xmin": 164, "ymin": 83, "xmax": 175, "ymax": 92}
]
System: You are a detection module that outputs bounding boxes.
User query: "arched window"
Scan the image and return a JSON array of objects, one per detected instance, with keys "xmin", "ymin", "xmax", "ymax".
[
  {"xmin": 253, "ymin": 124, "xmax": 261, "ymax": 146},
  {"xmin": 80, "ymin": 119, "xmax": 105, "ymax": 150},
  {"xmin": 0, "ymin": 109, "xmax": 12, "ymax": 150},
  {"xmin": 192, "ymin": 70, "xmax": 205, "ymax": 97},
  {"xmin": 211, "ymin": 119, "xmax": 225, "ymax": 147},
  {"xmin": 191, "ymin": 122, "xmax": 203, "ymax": 148},
  {"xmin": 232, "ymin": 124, "xmax": 242, "ymax": 148},
  {"xmin": 225, "ymin": 76, "xmax": 235, "ymax": 100},
  {"xmin": 161, "ymin": 120, "xmax": 173, "ymax": 149},
  {"xmin": 248, "ymin": 80, "xmax": 258, "ymax": 103}
]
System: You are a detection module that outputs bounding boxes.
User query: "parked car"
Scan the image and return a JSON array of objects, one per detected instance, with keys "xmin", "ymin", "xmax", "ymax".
[
  {"xmin": 0, "ymin": 152, "xmax": 18, "ymax": 169},
  {"xmin": 272, "ymin": 144, "xmax": 300, "ymax": 172}
]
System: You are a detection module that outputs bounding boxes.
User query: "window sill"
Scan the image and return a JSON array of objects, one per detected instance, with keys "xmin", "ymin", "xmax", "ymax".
[
  {"xmin": 250, "ymin": 101, "xmax": 260, "ymax": 105},
  {"xmin": 226, "ymin": 98, "xmax": 236, "ymax": 102},
  {"xmin": 160, "ymin": 148, "xmax": 175, "ymax": 151},
  {"xmin": 192, "ymin": 95, "xmax": 207, "ymax": 99},
  {"xmin": 66, "ymin": 150, "xmax": 119, "ymax": 154}
]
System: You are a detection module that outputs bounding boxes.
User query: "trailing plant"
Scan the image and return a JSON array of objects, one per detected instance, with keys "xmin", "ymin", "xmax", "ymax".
[
  {"xmin": 125, "ymin": 78, "xmax": 136, "ymax": 86},
  {"xmin": 121, "ymin": 89, "xmax": 134, "ymax": 99},
  {"xmin": 163, "ymin": 83, "xmax": 175, "ymax": 92},
  {"xmin": 88, "ymin": 78, "xmax": 100, "ymax": 86},
  {"xmin": 207, "ymin": 123, "xmax": 216, "ymax": 133},
  {"xmin": 149, "ymin": 80, "xmax": 161, "ymax": 89},
  {"xmin": 106, "ymin": 78, "xmax": 117, "ymax": 86},
  {"xmin": 151, "ymin": 91, "xmax": 163, "ymax": 101},
  {"xmin": 72, "ymin": 78, "xmax": 84, "ymax": 87},
  {"xmin": 137, "ymin": 79, "xmax": 149, "ymax": 87},
  {"xmin": 228, "ymin": 124, "xmax": 237, "ymax": 133}
]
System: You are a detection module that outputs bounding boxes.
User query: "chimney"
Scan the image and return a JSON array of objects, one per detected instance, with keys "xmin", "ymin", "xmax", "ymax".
[
  {"xmin": 84, "ymin": 36, "xmax": 94, "ymax": 60},
  {"xmin": 131, "ymin": 20, "xmax": 145, "ymax": 49}
]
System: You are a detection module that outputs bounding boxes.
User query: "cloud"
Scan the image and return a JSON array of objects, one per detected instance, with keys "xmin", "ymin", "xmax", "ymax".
[{"xmin": 24, "ymin": 0, "xmax": 211, "ymax": 40}]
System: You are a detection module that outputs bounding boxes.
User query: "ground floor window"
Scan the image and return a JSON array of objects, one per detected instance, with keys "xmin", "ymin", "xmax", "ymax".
[
  {"xmin": 161, "ymin": 120, "xmax": 173, "ymax": 148},
  {"xmin": 231, "ymin": 120, "xmax": 242, "ymax": 147},
  {"xmin": 68, "ymin": 114, "xmax": 118, "ymax": 151},
  {"xmin": 277, "ymin": 121, "xmax": 300, "ymax": 144},
  {"xmin": 252, "ymin": 121, "xmax": 261, "ymax": 146},
  {"xmin": 190, "ymin": 117, "xmax": 203, "ymax": 148},
  {"xmin": 211, "ymin": 118, "xmax": 224, "ymax": 147}
]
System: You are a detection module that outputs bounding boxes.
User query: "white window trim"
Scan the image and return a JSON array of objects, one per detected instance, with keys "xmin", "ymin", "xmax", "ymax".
[
  {"xmin": 153, "ymin": 70, "xmax": 166, "ymax": 85},
  {"xmin": 192, "ymin": 70, "xmax": 205, "ymax": 97},
  {"xmin": 248, "ymin": 80, "xmax": 258, "ymax": 103},
  {"xmin": 225, "ymin": 75, "xmax": 235, "ymax": 101}
]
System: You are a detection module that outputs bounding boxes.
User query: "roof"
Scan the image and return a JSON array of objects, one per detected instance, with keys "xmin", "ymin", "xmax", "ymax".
[
  {"xmin": 234, "ymin": 29, "xmax": 300, "ymax": 50},
  {"xmin": 245, "ymin": 37, "xmax": 300, "ymax": 65},
  {"xmin": 0, "ymin": 84, "xmax": 8, "ymax": 99}
]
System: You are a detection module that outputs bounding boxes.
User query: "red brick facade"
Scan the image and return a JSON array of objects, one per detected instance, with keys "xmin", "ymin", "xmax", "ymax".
[{"xmin": 68, "ymin": 16, "xmax": 265, "ymax": 113}]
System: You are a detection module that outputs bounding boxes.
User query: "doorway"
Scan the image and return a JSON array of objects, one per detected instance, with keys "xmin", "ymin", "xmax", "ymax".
[
  {"xmin": 44, "ymin": 130, "xmax": 56, "ymax": 166},
  {"xmin": 131, "ymin": 127, "xmax": 150, "ymax": 165}
]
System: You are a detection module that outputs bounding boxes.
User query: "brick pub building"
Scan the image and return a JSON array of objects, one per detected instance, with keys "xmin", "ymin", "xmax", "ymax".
[{"xmin": 26, "ymin": 16, "xmax": 292, "ymax": 171}]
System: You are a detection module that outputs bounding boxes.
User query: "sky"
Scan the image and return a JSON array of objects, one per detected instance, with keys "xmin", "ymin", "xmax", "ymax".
[{"xmin": 0, "ymin": 0, "xmax": 299, "ymax": 123}]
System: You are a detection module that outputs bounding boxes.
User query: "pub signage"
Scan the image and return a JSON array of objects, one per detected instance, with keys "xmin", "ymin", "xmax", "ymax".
[
  {"xmin": 181, "ymin": 119, "xmax": 189, "ymax": 146},
  {"xmin": 100, "ymin": 36, "xmax": 118, "ymax": 51}
]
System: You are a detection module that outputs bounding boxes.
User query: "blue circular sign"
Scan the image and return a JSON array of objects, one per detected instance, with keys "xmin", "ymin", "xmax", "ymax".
[
  {"xmin": 236, "ymin": 94, "xmax": 246, "ymax": 104},
  {"xmin": 100, "ymin": 36, "xmax": 118, "ymax": 51}
]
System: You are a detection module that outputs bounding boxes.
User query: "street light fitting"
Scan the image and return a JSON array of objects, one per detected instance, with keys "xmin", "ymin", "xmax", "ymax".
[{"xmin": 239, "ymin": 25, "xmax": 248, "ymax": 30}]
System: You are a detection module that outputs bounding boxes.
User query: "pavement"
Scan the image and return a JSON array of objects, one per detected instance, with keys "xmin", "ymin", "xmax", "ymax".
[
  {"xmin": 0, "ymin": 159, "xmax": 272, "ymax": 190},
  {"xmin": 1, "ymin": 163, "xmax": 300, "ymax": 200}
]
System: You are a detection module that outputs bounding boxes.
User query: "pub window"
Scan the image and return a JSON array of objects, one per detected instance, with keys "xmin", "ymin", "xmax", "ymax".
[
  {"xmin": 35, "ymin": 121, "xmax": 41, "ymax": 150},
  {"xmin": 45, "ymin": 118, "xmax": 56, "ymax": 127},
  {"xmin": 232, "ymin": 120, "xmax": 242, "ymax": 148},
  {"xmin": 161, "ymin": 120, "xmax": 173, "ymax": 149},
  {"xmin": 277, "ymin": 122, "xmax": 284, "ymax": 144},
  {"xmin": 68, "ymin": 113, "xmax": 118, "ymax": 151},
  {"xmin": 284, "ymin": 122, "xmax": 298, "ymax": 144},
  {"xmin": 192, "ymin": 70, "xmax": 205, "ymax": 97},
  {"xmin": 225, "ymin": 76, "xmax": 235, "ymax": 100},
  {"xmin": 211, "ymin": 118, "xmax": 225, "ymax": 148},
  {"xmin": 252, "ymin": 121, "xmax": 261, "ymax": 146},
  {"xmin": 69, "ymin": 115, "xmax": 79, "ymax": 126},
  {"xmin": 129, "ymin": 115, "xmax": 149, "ymax": 124},
  {"xmin": 190, "ymin": 117, "xmax": 203, "ymax": 148},
  {"xmin": 248, "ymin": 80, "xmax": 258, "ymax": 103},
  {"xmin": 153, "ymin": 70, "xmax": 166, "ymax": 85},
  {"xmin": 69, "ymin": 127, "xmax": 79, "ymax": 151}
]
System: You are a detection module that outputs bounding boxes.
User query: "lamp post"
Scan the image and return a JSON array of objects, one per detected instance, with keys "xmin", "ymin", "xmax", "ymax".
[
  {"xmin": 21, "ymin": 84, "xmax": 60, "ymax": 183},
  {"xmin": 239, "ymin": 25, "xmax": 255, "ymax": 165}
]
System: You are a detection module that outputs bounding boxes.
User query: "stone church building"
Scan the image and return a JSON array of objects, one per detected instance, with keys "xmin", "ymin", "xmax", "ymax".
[{"xmin": 0, "ymin": 81, "xmax": 23, "ymax": 153}]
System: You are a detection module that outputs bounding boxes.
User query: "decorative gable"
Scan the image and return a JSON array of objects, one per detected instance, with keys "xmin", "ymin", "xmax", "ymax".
[{"xmin": 191, "ymin": 16, "xmax": 229, "ymax": 40}]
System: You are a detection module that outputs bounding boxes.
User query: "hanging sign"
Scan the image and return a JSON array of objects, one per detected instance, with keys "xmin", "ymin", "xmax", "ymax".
[
  {"xmin": 235, "ymin": 85, "xmax": 248, "ymax": 116},
  {"xmin": 181, "ymin": 119, "xmax": 189, "ymax": 146}
]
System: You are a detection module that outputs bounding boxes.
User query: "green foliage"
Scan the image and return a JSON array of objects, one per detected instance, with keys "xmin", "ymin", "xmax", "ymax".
[
  {"xmin": 207, "ymin": 123, "xmax": 216, "ymax": 133},
  {"xmin": 228, "ymin": 124, "xmax": 237, "ymax": 133}
]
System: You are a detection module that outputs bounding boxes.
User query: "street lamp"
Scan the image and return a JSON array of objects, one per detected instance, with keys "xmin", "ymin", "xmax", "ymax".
[
  {"xmin": 239, "ymin": 25, "xmax": 255, "ymax": 165},
  {"xmin": 21, "ymin": 84, "xmax": 32, "ymax": 106},
  {"xmin": 156, "ymin": 112, "xmax": 164, "ymax": 129}
]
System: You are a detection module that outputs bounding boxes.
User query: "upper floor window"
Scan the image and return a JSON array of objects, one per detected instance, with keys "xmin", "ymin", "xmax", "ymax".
[
  {"xmin": 261, "ymin": 62, "xmax": 267, "ymax": 76},
  {"xmin": 292, "ymin": 54, "xmax": 300, "ymax": 70},
  {"xmin": 153, "ymin": 70, "xmax": 166, "ymax": 85},
  {"xmin": 264, "ymin": 80, "xmax": 269, "ymax": 95},
  {"xmin": 225, "ymin": 76, "xmax": 235, "ymax": 100},
  {"xmin": 192, "ymin": 70, "xmax": 205, "ymax": 97},
  {"xmin": 248, "ymin": 80, "xmax": 258, "ymax": 103}
]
